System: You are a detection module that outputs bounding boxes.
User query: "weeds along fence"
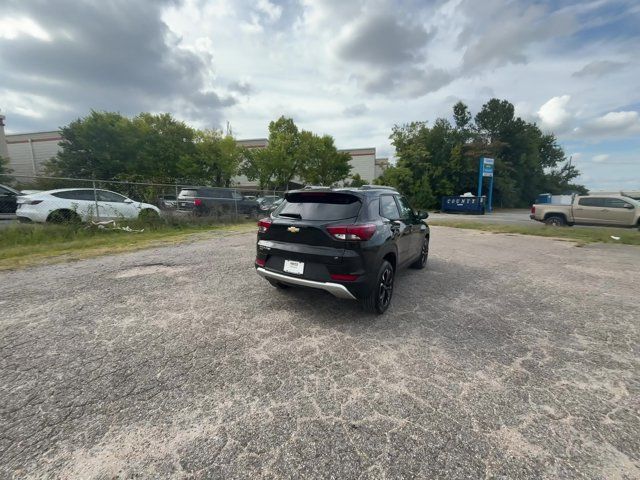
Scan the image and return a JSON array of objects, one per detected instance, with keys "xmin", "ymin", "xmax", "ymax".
[{"xmin": 0, "ymin": 174, "xmax": 286, "ymax": 225}]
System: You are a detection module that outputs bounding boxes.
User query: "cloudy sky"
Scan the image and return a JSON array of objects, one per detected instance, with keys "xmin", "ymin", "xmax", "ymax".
[{"xmin": 1, "ymin": 0, "xmax": 638, "ymax": 190}]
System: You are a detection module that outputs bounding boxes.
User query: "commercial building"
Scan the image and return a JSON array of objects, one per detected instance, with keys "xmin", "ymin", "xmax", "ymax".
[{"xmin": 0, "ymin": 117, "xmax": 388, "ymax": 183}]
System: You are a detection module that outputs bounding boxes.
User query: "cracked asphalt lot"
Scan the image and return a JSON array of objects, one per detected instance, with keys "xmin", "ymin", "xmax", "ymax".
[{"xmin": 1, "ymin": 227, "xmax": 638, "ymax": 479}]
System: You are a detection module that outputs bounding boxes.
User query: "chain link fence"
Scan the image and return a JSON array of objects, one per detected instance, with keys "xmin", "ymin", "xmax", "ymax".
[{"xmin": 0, "ymin": 174, "xmax": 285, "ymax": 225}]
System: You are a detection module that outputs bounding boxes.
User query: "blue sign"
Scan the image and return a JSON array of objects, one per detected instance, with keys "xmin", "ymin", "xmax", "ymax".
[
  {"xmin": 482, "ymin": 157, "xmax": 494, "ymax": 177},
  {"xmin": 478, "ymin": 157, "xmax": 495, "ymax": 213}
]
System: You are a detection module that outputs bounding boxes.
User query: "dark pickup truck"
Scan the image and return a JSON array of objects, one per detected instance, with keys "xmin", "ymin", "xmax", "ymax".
[{"xmin": 177, "ymin": 187, "xmax": 259, "ymax": 217}]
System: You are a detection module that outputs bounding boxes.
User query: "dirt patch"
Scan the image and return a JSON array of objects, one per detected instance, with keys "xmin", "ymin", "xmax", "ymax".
[{"xmin": 114, "ymin": 263, "xmax": 189, "ymax": 279}]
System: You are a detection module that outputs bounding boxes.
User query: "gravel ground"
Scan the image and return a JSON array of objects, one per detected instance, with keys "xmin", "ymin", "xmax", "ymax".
[
  {"xmin": 429, "ymin": 209, "xmax": 536, "ymax": 226},
  {"xmin": 1, "ymin": 227, "xmax": 638, "ymax": 479}
]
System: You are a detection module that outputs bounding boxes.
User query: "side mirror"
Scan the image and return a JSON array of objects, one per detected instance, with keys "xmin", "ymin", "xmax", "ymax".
[
  {"xmin": 624, "ymin": 204, "xmax": 634, "ymax": 209},
  {"xmin": 418, "ymin": 211, "xmax": 429, "ymax": 219}
]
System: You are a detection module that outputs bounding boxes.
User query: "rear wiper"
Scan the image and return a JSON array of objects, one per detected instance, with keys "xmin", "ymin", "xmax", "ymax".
[{"xmin": 279, "ymin": 213, "xmax": 302, "ymax": 219}]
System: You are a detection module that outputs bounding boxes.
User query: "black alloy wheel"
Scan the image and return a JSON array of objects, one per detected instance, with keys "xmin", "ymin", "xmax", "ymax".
[
  {"xmin": 378, "ymin": 265, "xmax": 394, "ymax": 310},
  {"xmin": 361, "ymin": 260, "xmax": 395, "ymax": 314},
  {"xmin": 411, "ymin": 238, "xmax": 429, "ymax": 269}
]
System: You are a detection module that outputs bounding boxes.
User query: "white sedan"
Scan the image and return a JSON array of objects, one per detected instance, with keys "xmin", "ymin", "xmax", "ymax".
[{"xmin": 16, "ymin": 188, "xmax": 161, "ymax": 223}]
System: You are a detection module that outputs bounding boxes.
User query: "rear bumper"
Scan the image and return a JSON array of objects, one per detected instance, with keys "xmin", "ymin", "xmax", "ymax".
[
  {"xmin": 256, "ymin": 267, "xmax": 357, "ymax": 300},
  {"xmin": 15, "ymin": 206, "xmax": 48, "ymax": 223}
]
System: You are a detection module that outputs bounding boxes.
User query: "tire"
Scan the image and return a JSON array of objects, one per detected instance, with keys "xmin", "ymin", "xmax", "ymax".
[
  {"xmin": 544, "ymin": 215, "xmax": 566, "ymax": 227},
  {"xmin": 267, "ymin": 279, "xmax": 291, "ymax": 289},
  {"xmin": 47, "ymin": 209, "xmax": 81, "ymax": 224},
  {"xmin": 138, "ymin": 209, "xmax": 160, "ymax": 221},
  {"xmin": 360, "ymin": 260, "xmax": 394, "ymax": 315},
  {"xmin": 410, "ymin": 238, "xmax": 429, "ymax": 269}
]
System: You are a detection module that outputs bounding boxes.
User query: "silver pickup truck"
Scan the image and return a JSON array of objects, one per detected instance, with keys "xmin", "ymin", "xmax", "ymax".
[{"xmin": 530, "ymin": 194, "xmax": 640, "ymax": 228}]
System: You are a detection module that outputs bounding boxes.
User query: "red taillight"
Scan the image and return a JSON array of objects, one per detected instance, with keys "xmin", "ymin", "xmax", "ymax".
[
  {"xmin": 531, "ymin": 205, "xmax": 535, "ymax": 214},
  {"xmin": 330, "ymin": 273, "xmax": 359, "ymax": 282},
  {"xmin": 326, "ymin": 223, "xmax": 376, "ymax": 241},
  {"xmin": 194, "ymin": 198, "xmax": 202, "ymax": 207},
  {"xmin": 257, "ymin": 218, "xmax": 272, "ymax": 233},
  {"xmin": 255, "ymin": 257, "xmax": 266, "ymax": 267}
]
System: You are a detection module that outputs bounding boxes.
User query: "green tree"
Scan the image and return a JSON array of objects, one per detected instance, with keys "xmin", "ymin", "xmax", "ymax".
[
  {"xmin": 131, "ymin": 112, "xmax": 196, "ymax": 183},
  {"xmin": 241, "ymin": 147, "xmax": 276, "ymax": 189},
  {"xmin": 242, "ymin": 116, "xmax": 350, "ymax": 189},
  {"xmin": 47, "ymin": 111, "xmax": 139, "ymax": 179},
  {"xmin": 178, "ymin": 130, "xmax": 244, "ymax": 186},
  {"xmin": 453, "ymin": 101, "xmax": 472, "ymax": 130},
  {"xmin": 265, "ymin": 116, "xmax": 301, "ymax": 188},
  {"xmin": 298, "ymin": 132, "xmax": 351, "ymax": 186},
  {"xmin": 388, "ymin": 98, "xmax": 586, "ymax": 209},
  {"xmin": 346, "ymin": 173, "xmax": 367, "ymax": 187},
  {"xmin": 374, "ymin": 166, "xmax": 414, "ymax": 195},
  {"xmin": 47, "ymin": 110, "xmax": 198, "ymax": 183}
]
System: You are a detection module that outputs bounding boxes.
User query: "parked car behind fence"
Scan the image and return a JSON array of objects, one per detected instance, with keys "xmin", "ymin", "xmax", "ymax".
[
  {"xmin": 177, "ymin": 187, "xmax": 260, "ymax": 217},
  {"xmin": 16, "ymin": 188, "xmax": 161, "ymax": 223},
  {"xmin": 0, "ymin": 184, "xmax": 21, "ymax": 215},
  {"xmin": 2, "ymin": 173, "xmax": 285, "ymax": 225}
]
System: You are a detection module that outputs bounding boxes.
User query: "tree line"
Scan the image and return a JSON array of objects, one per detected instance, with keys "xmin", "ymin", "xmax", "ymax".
[
  {"xmin": 376, "ymin": 99, "xmax": 586, "ymax": 208},
  {"xmin": 46, "ymin": 112, "xmax": 355, "ymax": 189},
  {"xmin": 44, "ymin": 98, "xmax": 585, "ymax": 206}
]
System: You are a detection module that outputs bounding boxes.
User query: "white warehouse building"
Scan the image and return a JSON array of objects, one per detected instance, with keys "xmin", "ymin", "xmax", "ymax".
[{"xmin": 0, "ymin": 115, "xmax": 388, "ymax": 184}]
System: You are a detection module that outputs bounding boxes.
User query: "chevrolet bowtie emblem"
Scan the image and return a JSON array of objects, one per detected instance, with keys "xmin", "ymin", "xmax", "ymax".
[{"xmin": 287, "ymin": 226, "xmax": 300, "ymax": 233}]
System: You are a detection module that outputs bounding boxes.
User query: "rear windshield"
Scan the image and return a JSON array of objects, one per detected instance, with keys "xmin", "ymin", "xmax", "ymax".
[
  {"xmin": 179, "ymin": 189, "xmax": 198, "ymax": 198},
  {"xmin": 276, "ymin": 192, "xmax": 361, "ymax": 221}
]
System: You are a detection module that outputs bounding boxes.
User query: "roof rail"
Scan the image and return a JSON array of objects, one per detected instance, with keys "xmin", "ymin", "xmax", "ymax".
[
  {"xmin": 302, "ymin": 185, "xmax": 332, "ymax": 190},
  {"xmin": 360, "ymin": 184, "xmax": 397, "ymax": 191}
]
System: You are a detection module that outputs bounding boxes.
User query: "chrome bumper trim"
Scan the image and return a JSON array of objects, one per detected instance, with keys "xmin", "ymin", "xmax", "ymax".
[{"xmin": 256, "ymin": 267, "xmax": 357, "ymax": 300}]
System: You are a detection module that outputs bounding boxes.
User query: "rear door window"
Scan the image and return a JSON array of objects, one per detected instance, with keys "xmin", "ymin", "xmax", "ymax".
[
  {"xmin": 98, "ymin": 190, "xmax": 127, "ymax": 202},
  {"xmin": 380, "ymin": 195, "xmax": 400, "ymax": 220},
  {"xmin": 52, "ymin": 190, "xmax": 95, "ymax": 201},
  {"xmin": 395, "ymin": 195, "xmax": 415, "ymax": 221},
  {"xmin": 277, "ymin": 192, "xmax": 361, "ymax": 221},
  {"xmin": 578, "ymin": 197, "xmax": 606, "ymax": 207},
  {"xmin": 605, "ymin": 198, "xmax": 632, "ymax": 209}
]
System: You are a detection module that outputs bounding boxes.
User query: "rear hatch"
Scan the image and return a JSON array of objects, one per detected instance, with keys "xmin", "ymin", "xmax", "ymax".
[
  {"xmin": 266, "ymin": 191, "xmax": 362, "ymax": 246},
  {"xmin": 177, "ymin": 188, "xmax": 198, "ymax": 211},
  {"xmin": 259, "ymin": 191, "xmax": 363, "ymax": 280}
]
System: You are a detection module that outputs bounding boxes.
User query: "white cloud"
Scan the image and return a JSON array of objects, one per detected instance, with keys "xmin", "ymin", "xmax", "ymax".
[
  {"xmin": 457, "ymin": 0, "xmax": 576, "ymax": 72},
  {"xmin": 537, "ymin": 95, "xmax": 572, "ymax": 131},
  {"xmin": 0, "ymin": 16, "xmax": 51, "ymax": 41},
  {"xmin": 592, "ymin": 154, "xmax": 609, "ymax": 163},
  {"xmin": 256, "ymin": 0, "xmax": 282, "ymax": 23},
  {"xmin": 572, "ymin": 60, "xmax": 627, "ymax": 78},
  {"xmin": 578, "ymin": 111, "xmax": 640, "ymax": 138}
]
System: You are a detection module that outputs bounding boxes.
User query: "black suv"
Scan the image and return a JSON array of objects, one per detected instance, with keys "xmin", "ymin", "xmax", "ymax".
[
  {"xmin": 255, "ymin": 186, "xmax": 429, "ymax": 314},
  {"xmin": 177, "ymin": 187, "xmax": 259, "ymax": 216}
]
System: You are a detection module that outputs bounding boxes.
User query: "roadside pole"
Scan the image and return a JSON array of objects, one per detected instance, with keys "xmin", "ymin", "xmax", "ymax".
[
  {"xmin": 92, "ymin": 180, "xmax": 100, "ymax": 221},
  {"xmin": 487, "ymin": 173, "xmax": 494, "ymax": 213},
  {"xmin": 477, "ymin": 158, "xmax": 483, "ymax": 199},
  {"xmin": 234, "ymin": 188, "xmax": 239, "ymax": 220}
]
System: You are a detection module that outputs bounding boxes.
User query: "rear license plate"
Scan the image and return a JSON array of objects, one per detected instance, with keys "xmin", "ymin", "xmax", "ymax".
[{"xmin": 284, "ymin": 260, "xmax": 304, "ymax": 275}]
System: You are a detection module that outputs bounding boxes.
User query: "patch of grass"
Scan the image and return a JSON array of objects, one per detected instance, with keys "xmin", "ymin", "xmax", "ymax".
[
  {"xmin": 0, "ymin": 218, "xmax": 256, "ymax": 270},
  {"xmin": 429, "ymin": 220, "xmax": 640, "ymax": 246}
]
